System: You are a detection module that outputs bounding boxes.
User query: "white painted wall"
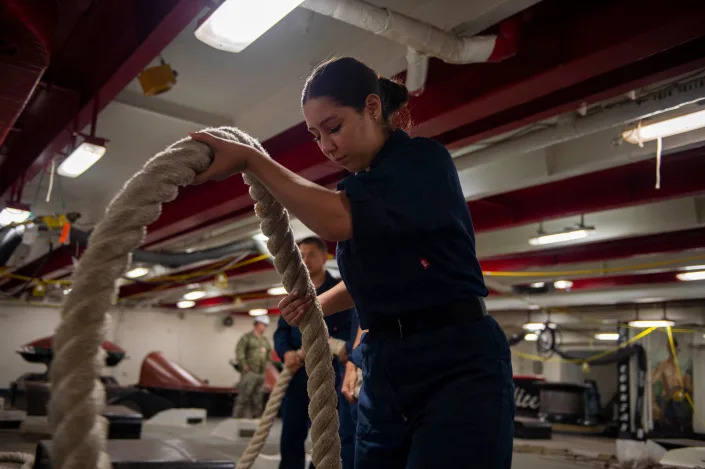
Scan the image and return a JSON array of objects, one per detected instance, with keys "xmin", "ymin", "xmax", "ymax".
[
  {"xmin": 0, "ymin": 305, "xmax": 61, "ymax": 385},
  {"xmin": 0, "ymin": 303, "xmax": 278, "ymax": 390}
]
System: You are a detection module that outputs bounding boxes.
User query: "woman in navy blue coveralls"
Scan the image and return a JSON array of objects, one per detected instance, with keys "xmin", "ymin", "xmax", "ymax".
[{"xmin": 190, "ymin": 57, "xmax": 515, "ymax": 469}]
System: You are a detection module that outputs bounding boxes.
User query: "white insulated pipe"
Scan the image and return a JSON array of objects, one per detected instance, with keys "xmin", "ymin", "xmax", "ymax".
[{"xmin": 301, "ymin": 0, "xmax": 498, "ymax": 93}]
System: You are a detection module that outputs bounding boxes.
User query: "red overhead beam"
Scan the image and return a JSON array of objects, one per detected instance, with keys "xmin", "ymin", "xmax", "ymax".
[
  {"xmin": 144, "ymin": 0, "xmax": 705, "ymax": 245},
  {"xmin": 414, "ymin": 0, "xmax": 705, "ymax": 146},
  {"xmin": 481, "ymin": 227, "xmax": 705, "ymax": 272},
  {"xmin": 470, "ymin": 145, "xmax": 705, "ymax": 232},
  {"xmin": 568, "ymin": 271, "xmax": 686, "ymax": 291},
  {"xmin": 0, "ymin": 0, "xmax": 208, "ymax": 198}
]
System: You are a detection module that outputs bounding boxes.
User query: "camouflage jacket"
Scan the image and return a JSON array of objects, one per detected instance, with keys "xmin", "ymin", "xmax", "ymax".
[{"xmin": 235, "ymin": 331, "xmax": 272, "ymax": 374}]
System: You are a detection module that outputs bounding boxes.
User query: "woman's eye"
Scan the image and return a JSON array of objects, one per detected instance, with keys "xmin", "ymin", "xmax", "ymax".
[
  {"xmin": 311, "ymin": 135, "xmax": 321, "ymax": 142},
  {"xmin": 330, "ymin": 124, "xmax": 341, "ymax": 134}
]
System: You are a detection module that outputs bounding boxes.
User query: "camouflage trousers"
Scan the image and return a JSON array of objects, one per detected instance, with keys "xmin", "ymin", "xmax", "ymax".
[{"xmin": 234, "ymin": 371, "xmax": 265, "ymax": 419}]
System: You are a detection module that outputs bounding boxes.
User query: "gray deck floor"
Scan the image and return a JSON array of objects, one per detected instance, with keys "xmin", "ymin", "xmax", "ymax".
[{"xmin": 0, "ymin": 417, "xmax": 631, "ymax": 468}]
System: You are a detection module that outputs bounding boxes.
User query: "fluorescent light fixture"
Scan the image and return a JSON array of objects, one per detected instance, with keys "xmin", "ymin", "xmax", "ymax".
[
  {"xmin": 628, "ymin": 319, "xmax": 675, "ymax": 328},
  {"xmin": 528, "ymin": 304, "xmax": 541, "ymax": 310},
  {"xmin": 554, "ymin": 280, "xmax": 574, "ymax": 290},
  {"xmin": 195, "ymin": 0, "xmax": 305, "ymax": 53},
  {"xmin": 177, "ymin": 300, "xmax": 196, "ymax": 309},
  {"xmin": 594, "ymin": 333, "xmax": 620, "ymax": 341},
  {"xmin": 249, "ymin": 308, "xmax": 268, "ymax": 316},
  {"xmin": 634, "ymin": 297, "xmax": 666, "ymax": 303},
  {"xmin": 267, "ymin": 286, "xmax": 287, "ymax": 296},
  {"xmin": 57, "ymin": 138, "xmax": 107, "ymax": 178},
  {"xmin": 623, "ymin": 108, "xmax": 705, "ymax": 144},
  {"xmin": 524, "ymin": 333, "xmax": 539, "ymax": 342},
  {"xmin": 522, "ymin": 322, "xmax": 554, "ymax": 331},
  {"xmin": 684, "ymin": 264, "xmax": 705, "ymax": 271},
  {"xmin": 529, "ymin": 228, "xmax": 593, "ymax": 246},
  {"xmin": 0, "ymin": 207, "xmax": 31, "ymax": 226},
  {"xmin": 530, "ymin": 282, "xmax": 545, "ymax": 288},
  {"xmin": 183, "ymin": 290, "xmax": 206, "ymax": 300},
  {"xmin": 677, "ymin": 270, "xmax": 705, "ymax": 281},
  {"xmin": 125, "ymin": 266, "xmax": 150, "ymax": 279}
]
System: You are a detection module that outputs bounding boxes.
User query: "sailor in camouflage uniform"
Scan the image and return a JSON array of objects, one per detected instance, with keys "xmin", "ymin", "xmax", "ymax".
[{"xmin": 234, "ymin": 315, "xmax": 272, "ymax": 418}]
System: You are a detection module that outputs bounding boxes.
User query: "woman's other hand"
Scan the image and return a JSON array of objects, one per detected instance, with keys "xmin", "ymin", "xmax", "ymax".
[{"xmin": 341, "ymin": 361, "xmax": 358, "ymax": 403}]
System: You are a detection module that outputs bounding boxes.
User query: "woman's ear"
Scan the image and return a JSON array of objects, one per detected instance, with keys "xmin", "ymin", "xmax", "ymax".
[{"xmin": 364, "ymin": 94, "xmax": 383, "ymax": 120}]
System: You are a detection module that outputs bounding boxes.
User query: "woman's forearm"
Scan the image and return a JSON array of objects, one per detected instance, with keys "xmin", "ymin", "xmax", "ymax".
[
  {"xmin": 247, "ymin": 151, "xmax": 352, "ymax": 241},
  {"xmin": 318, "ymin": 281, "xmax": 355, "ymax": 317}
]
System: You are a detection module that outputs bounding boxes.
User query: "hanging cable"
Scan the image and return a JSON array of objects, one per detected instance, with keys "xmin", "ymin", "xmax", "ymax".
[
  {"xmin": 655, "ymin": 136, "xmax": 663, "ymax": 189},
  {"xmin": 46, "ymin": 159, "xmax": 56, "ymax": 203}
]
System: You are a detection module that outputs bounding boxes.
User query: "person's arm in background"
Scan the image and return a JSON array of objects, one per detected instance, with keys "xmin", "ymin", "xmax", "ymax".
[
  {"xmin": 235, "ymin": 335, "xmax": 249, "ymax": 373},
  {"xmin": 274, "ymin": 316, "xmax": 303, "ymax": 372},
  {"xmin": 341, "ymin": 326, "xmax": 365, "ymax": 403}
]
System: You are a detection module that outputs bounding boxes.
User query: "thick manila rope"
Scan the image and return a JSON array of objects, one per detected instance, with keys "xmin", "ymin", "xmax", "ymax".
[
  {"xmin": 47, "ymin": 127, "xmax": 341, "ymax": 469},
  {"xmin": 0, "ymin": 452, "xmax": 34, "ymax": 469}
]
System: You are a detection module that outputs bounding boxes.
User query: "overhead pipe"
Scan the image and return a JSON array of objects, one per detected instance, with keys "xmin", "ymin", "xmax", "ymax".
[
  {"xmin": 69, "ymin": 228, "xmax": 257, "ymax": 268},
  {"xmin": 301, "ymin": 0, "xmax": 517, "ymax": 94},
  {"xmin": 452, "ymin": 77, "xmax": 705, "ymax": 171}
]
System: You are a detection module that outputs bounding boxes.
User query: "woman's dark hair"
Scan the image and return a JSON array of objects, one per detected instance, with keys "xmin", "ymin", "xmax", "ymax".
[{"xmin": 302, "ymin": 57, "xmax": 409, "ymax": 125}]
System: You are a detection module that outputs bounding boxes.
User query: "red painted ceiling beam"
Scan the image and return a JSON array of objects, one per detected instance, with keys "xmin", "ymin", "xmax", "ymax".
[
  {"xmin": 481, "ymin": 227, "xmax": 705, "ymax": 272},
  {"xmin": 568, "ymin": 271, "xmax": 687, "ymax": 291},
  {"xmin": 145, "ymin": 125, "xmax": 342, "ymax": 243},
  {"xmin": 0, "ymin": 0, "xmax": 208, "ymax": 198},
  {"xmin": 144, "ymin": 0, "xmax": 705, "ymax": 245},
  {"xmin": 421, "ymin": 0, "xmax": 705, "ymax": 147},
  {"xmin": 470, "ymin": 145, "xmax": 705, "ymax": 232}
]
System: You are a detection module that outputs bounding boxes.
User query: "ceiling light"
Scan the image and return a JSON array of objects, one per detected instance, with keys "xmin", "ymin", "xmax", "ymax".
[
  {"xmin": 0, "ymin": 206, "xmax": 31, "ymax": 226},
  {"xmin": 628, "ymin": 319, "xmax": 675, "ymax": 328},
  {"xmin": 57, "ymin": 137, "xmax": 107, "ymax": 178},
  {"xmin": 195, "ymin": 0, "xmax": 305, "ymax": 53},
  {"xmin": 177, "ymin": 300, "xmax": 196, "ymax": 309},
  {"xmin": 125, "ymin": 266, "xmax": 150, "ymax": 279},
  {"xmin": 522, "ymin": 322, "xmax": 555, "ymax": 331},
  {"xmin": 529, "ymin": 228, "xmax": 593, "ymax": 246},
  {"xmin": 622, "ymin": 108, "xmax": 705, "ymax": 144},
  {"xmin": 267, "ymin": 286, "xmax": 287, "ymax": 296},
  {"xmin": 183, "ymin": 290, "xmax": 206, "ymax": 300},
  {"xmin": 524, "ymin": 333, "xmax": 538, "ymax": 342},
  {"xmin": 684, "ymin": 264, "xmax": 705, "ymax": 271},
  {"xmin": 528, "ymin": 304, "xmax": 541, "ymax": 310},
  {"xmin": 634, "ymin": 297, "xmax": 666, "ymax": 303},
  {"xmin": 249, "ymin": 308, "xmax": 268, "ymax": 316},
  {"xmin": 554, "ymin": 280, "xmax": 574, "ymax": 290},
  {"xmin": 594, "ymin": 333, "xmax": 620, "ymax": 341},
  {"xmin": 530, "ymin": 282, "xmax": 545, "ymax": 288},
  {"xmin": 676, "ymin": 270, "xmax": 705, "ymax": 281}
]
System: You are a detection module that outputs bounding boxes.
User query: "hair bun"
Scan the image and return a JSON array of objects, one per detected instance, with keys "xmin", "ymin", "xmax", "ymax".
[{"xmin": 378, "ymin": 77, "xmax": 409, "ymax": 118}]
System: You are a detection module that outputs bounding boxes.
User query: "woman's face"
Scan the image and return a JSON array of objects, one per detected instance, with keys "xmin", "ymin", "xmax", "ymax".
[{"xmin": 303, "ymin": 95, "xmax": 386, "ymax": 173}]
